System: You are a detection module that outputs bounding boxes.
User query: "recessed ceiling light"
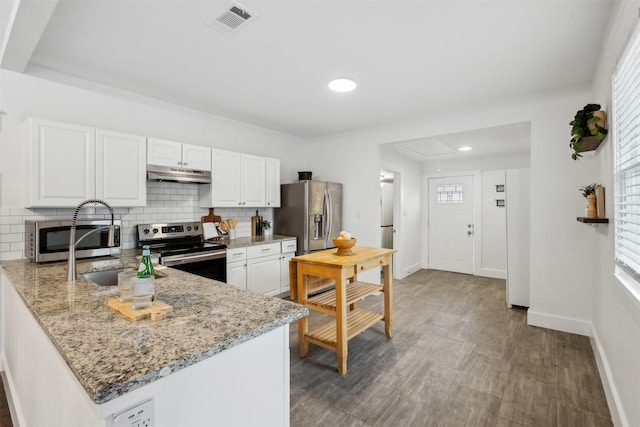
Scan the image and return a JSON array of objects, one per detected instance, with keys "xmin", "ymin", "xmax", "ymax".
[
  {"xmin": 458, "ymin": 146, "xmax": 472, "ymax": 152},
  {"xmin": 328, "ymin": 78, "xmax": 357, "ymax": 92}
]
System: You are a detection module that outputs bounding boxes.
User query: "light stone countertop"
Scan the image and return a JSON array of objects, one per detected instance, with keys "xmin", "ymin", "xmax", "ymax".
[
  {"xmin": 0, "ymin": 250, "xmax": 307, "ymax": 404},
  {"xmin": 222, "ymin": 234, "xmax": 296, "ymax": 249}
]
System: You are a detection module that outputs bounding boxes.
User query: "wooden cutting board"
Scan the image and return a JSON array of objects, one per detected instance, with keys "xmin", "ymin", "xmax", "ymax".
[
  {"xmin": 108, "ymin": 298, "xmax": 173, "ymax": 321},
  {"xmin": 201, "ymin": 208, "xmax": 221, "ymax": 224}
]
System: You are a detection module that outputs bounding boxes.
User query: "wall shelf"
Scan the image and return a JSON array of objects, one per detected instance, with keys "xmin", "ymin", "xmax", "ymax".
[{"xmin": 577, "ymin": 217, "xmax": 609, "ymax": 227}]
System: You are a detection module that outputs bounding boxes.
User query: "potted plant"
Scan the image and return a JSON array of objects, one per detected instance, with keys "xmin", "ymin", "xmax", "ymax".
[
  {"xmin": 570, "ymin": 104, "xmax": 608, "ymax": 160},
  {"xmin": 580, "ymin": 183, "xmax": 598, "ymax": 218},
  {"xmin": 261, "ymin": 220, "xmax": 272, "ymax": 236}
]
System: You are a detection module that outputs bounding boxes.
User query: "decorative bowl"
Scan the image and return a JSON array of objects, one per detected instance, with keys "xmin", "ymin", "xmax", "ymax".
[{"xmin": 333, "ymin": 237, "xmax": 356, "ymax": 256}]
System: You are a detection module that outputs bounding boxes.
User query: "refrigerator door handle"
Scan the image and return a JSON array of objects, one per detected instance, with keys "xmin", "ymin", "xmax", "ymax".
[{"xmin": 325, "ymin": 188, "xmax": 332, "ymax": 246}]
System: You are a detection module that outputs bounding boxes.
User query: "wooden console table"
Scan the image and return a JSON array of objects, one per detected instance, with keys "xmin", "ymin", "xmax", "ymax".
[{"xmin": 290, "ymin": 246, "xmax": 396, "ymax": 374}]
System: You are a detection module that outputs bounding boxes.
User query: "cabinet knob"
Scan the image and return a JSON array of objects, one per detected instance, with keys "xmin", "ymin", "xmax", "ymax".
[
  {"xmin": 238, "ymin": 202, "xmax": 242, "ymax": 205},
  {"xmin": 183, "ymin": 162, "xmax": 188, "ymax": 166}
]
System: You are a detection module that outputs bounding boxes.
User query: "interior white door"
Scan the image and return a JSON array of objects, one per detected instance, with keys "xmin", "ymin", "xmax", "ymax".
[{"xmin": 428, "ymin": 176, "xmax": 474, "ymax": 274}]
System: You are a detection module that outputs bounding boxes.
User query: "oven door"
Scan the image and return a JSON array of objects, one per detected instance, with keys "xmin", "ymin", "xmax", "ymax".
[{"xmin": 161, "ymin": 250, "xmax": 227, "ymax": 282}]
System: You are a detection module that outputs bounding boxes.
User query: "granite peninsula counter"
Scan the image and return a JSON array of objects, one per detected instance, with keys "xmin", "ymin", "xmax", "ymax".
[{"xmin": 0, "ymin": 250, "xmax": 307, "ymax": 426}]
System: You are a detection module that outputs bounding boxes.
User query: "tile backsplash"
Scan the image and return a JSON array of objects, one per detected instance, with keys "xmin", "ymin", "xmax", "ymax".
[{"xmin": 0, "ymin": 181, "xmax": 273, "ymax": 261}]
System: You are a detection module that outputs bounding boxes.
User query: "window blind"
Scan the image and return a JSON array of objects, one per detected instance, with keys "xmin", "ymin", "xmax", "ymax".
[{"xmin": 614, "ymin": 23, "xmax": 640, "ymax": 280}]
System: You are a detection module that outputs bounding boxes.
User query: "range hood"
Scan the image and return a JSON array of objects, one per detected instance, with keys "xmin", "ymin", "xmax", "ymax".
[{"xmin": 147, "ymin": 165, "xmax": 212, "ymax": 184}]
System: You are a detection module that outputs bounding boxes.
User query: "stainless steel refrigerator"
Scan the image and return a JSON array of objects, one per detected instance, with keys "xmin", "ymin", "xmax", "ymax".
[{"xmin": 274, "ymin": 181, "xmax": 342, "ymax": 256}]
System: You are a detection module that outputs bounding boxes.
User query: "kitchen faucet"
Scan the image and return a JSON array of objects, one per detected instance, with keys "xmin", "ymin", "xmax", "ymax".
[{"xmin": 67, "ymin": 199, "xmax": 116, "ymax": 282}]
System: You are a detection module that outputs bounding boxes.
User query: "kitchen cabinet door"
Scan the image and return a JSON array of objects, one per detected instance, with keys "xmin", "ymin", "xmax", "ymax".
[
  {"xmin": 241, "ymin": 154, "xmax": 266, "ymax": 207},
  {"xmin": 208, "ymin": 149, "xmax": 242, "ymax": 207},
  {"xmin": 226, "ymin": 261, "xmax": 247, "ymax": 289},
  {"xmin": 247, "ymin": 254, "xmax": 281, "ymax": 296},
  {"xmin": 26, "ymin": 118, "xmax": 96, "ymax": 207},
  {"xmin": 280, "ymin": 252, "xmax": 294, "ymax": 294},
  {"xmin": 147, "ymin": 138, "xmax": 182, "ymax": 167},
  {"xmin": 96, "ymin": 129, "xmax": 147, "ymax": 207},
  {"xmin": 182, "ymin": 143, "xmax": 211, "ymax": 171},
  {"xmin": 265, "ymin": 157, "xmax": 280, "ymax": 208}
]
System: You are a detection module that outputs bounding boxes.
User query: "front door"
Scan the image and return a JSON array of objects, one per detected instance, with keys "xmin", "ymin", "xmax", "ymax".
[{"xmin": 428, "ymin": 176, "xmax": 474, "ymax": 274}]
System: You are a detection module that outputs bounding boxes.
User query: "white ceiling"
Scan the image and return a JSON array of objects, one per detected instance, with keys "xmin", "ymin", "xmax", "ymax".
[
  {"xmin": 387, "ymin": 121, "xmax": 531, "ymax": 161},
  {"xmin": 2, "ymin": 0, "xmax": 612, "ymax": 145}
]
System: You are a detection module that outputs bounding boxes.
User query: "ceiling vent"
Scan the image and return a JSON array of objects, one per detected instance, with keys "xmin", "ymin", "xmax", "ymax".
[{"xmin": 206, "ymin": 2, "xmax": 256, "ymax": 35}]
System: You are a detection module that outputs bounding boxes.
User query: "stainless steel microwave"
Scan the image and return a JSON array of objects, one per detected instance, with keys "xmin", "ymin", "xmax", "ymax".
[{"xmin": 25, "ymin": 220, "xmax": 121, "ymax": 263}]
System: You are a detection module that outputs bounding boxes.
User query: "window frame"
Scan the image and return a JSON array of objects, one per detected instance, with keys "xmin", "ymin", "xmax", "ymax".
[{"xmin": 613, "ymin": 21, "xmax": 640, "ymax": 285}]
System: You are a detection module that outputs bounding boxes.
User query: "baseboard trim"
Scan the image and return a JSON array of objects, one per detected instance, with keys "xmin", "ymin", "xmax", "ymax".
[
  {"xmin": 526, "ymin": 309, "xmax": 592, "ymax": 336},
  {"xmin": 590, "ymin": 326, "xmax": 629, "ymax": 427},
  {"xmin": 476, "ymin": 268, "xmax": 507, "ymax": 280},
  {"xmin": 400, "ymin": 263, "xmax": 422, "ymax": 279},
  {"xmin": 1, "ymin": 354, "xmax": 24, "ymax": 427}
]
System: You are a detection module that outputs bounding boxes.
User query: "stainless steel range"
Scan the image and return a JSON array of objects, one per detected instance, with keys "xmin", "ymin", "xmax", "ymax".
[{"xmin": 136, "ymin": 221, "xmax": 226, "ymax": 282}]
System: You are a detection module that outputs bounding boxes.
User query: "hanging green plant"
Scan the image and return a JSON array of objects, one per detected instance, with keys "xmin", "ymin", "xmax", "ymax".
[{"xmin": 569, "ymin": 104, "xmax": 608, "ymax": 160}]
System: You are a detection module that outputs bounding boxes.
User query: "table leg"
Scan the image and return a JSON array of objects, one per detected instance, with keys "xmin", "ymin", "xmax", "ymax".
[
  {"xmin": 297, "ymin": 267, "xmax": 309, "ymax": 358},
  {"xmin": 383, "ymin": 262, "xmax": 393, "ymax": 338},
  {"xmin": 336, "ymin": 273, "xmax": 348, "ymax": 374}
]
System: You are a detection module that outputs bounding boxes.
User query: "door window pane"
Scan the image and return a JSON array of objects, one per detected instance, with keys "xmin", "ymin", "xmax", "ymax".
[{"xmin": 437, "ymin": 184, "xmax": 463, "ymax": 204}]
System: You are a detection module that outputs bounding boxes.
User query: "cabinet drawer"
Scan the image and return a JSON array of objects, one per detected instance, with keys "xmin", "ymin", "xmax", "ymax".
[
  {"xmin": 247, "ymin": 242, "xmax": 281, "ymax": 259},
  {"xmin": 356, "ymin": 256, "xmax": 389, "ymax": 272},
  {"xmin": 227, "ymin": 247, "xmax": 247, "ymax": 263},
  {"xmin": 281, "ymin": 240, "xmax": 297, "ymax": 254}
]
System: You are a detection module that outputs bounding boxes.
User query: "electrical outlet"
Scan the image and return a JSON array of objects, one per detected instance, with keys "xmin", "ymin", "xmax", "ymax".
[{"xmin": 113, "ymin": 399, "xmax": 154, "ymax": 427}]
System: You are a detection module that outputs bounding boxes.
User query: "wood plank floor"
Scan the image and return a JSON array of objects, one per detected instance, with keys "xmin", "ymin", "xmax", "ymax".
[
  {"xmin": 289, "ymin": 269, "xmax": 613, "ymax": 427},
  {"xmin": 0, "ymin": 376, "xmax": 12, "ymax": 427}
]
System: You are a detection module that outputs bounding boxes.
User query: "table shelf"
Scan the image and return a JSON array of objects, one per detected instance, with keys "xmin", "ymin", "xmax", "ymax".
[
  {"xmin": 305, "ymin": 281, "xmax": 383, "ymax": 314},
  {"xmin": 305, "ymin": 308, "xmax": 384, "ymax": 351}
]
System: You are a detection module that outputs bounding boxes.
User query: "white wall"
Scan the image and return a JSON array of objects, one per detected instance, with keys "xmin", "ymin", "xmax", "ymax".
[
  {"xmin": 380, "ymin": 146, "xmax": 423, "ymax": 279},
  {"xmin": 306, "ymin": 86, "xmax": 596, "ymax": 334},
  {"xmin": 479, "ymin": 170, "xmax": 507, "ymax": 279},
  {"xmin": 589, "ymin": 2, "xmax": 640, "ymax": 426},
  {"xmin": 506, "ymin": 168, "xmax": 530, "ymax": 307}
]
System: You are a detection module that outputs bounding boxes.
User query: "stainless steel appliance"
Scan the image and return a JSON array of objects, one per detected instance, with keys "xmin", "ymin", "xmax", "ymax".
[
  {"xmin": 25, "ymin": 219, "xmax": 122, "ymax": 263},
  {"xmin": 146, "ymin": 164, "xmax": 212, "ymax": 184},
  {"xmin": 274, "ymin": 181, "xmax": 342, "ymax": 255},
  {"xmin": 136, "ymin": 221, "xmax": 226, "ymax": 282},
  {"xmin": 380, "ymin": 178, "xmax": 394, "ymax": 249}
]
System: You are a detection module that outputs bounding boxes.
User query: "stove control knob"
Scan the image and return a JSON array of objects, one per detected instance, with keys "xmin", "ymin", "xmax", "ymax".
[
  {"xmin": 187, "ymin": 226, "xmax": 192, "ymax": 231},
  {"xmin": 194, "ymin": 225, "xmax": 199, "ymax": 231},
  {"xmin": 143, "ymin": 228, "xmax": 150, "ymax": 235},
  {"xmin": 152, "ymin": 228, "xmax": 159, "ymax": 234}
]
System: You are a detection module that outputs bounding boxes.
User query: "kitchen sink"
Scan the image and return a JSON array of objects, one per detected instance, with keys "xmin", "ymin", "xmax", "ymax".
[
  {"xmin": 82, "ymin": 268, "xmax": 163, "ymax": 286},
  {"xmin": 82, "ymin": 268, "xmax": 126, "ymax": 286}
]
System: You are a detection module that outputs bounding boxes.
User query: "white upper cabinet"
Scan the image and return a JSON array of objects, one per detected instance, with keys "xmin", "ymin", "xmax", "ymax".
[
  {"xmin": 26, "ymin": 118, "xmax": 95, "ymax": 207},
  {"xmin": 182, "ymin": 144, "xmax": 212, "ymax": 171},
  {"xmin": 241, "ymin": 154, "xmax": 266, "ymax": 207},
  {"xmin": 95, "ymin": 129, "xmax": 147, "ymax": 206},
  {"xmin": 265, "ymin": 158, "xmax": 281, "ymax": 208},
  {"xmin": 200, "ymin": 149, "xmax": 268, "ymax": 207},
  {"xmin": 25, "ymin": 118, "xmax": 147, "ymax": 207},
  {"xmin": 147, "ymin": 138, "xmax": 211, "ymax": 171}
]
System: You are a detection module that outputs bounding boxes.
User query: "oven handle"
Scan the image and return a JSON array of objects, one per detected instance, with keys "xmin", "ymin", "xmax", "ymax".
[{"xmin": 161, "ymin": 250, "xmax": 227, "ymax": 266}]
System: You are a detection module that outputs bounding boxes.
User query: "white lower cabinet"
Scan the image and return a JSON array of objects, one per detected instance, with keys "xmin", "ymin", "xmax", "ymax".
[
  {"xmin": 280, "ymin": 239, "xmax": 297, "ymax": 294},
  {"xmin": 226, "ymin": 247, "xmax": 247, "ymax": 289},
  {"xmin": 280, "ymin": 252, "xmax": 294, "ymax": 294},
  {"xmin": 227, "ymin": 240, "xmax": 297, "ymax": 296},
  {"xmin": 247, "ymin": 254, "xmax": 281, "ymax": 296}
]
